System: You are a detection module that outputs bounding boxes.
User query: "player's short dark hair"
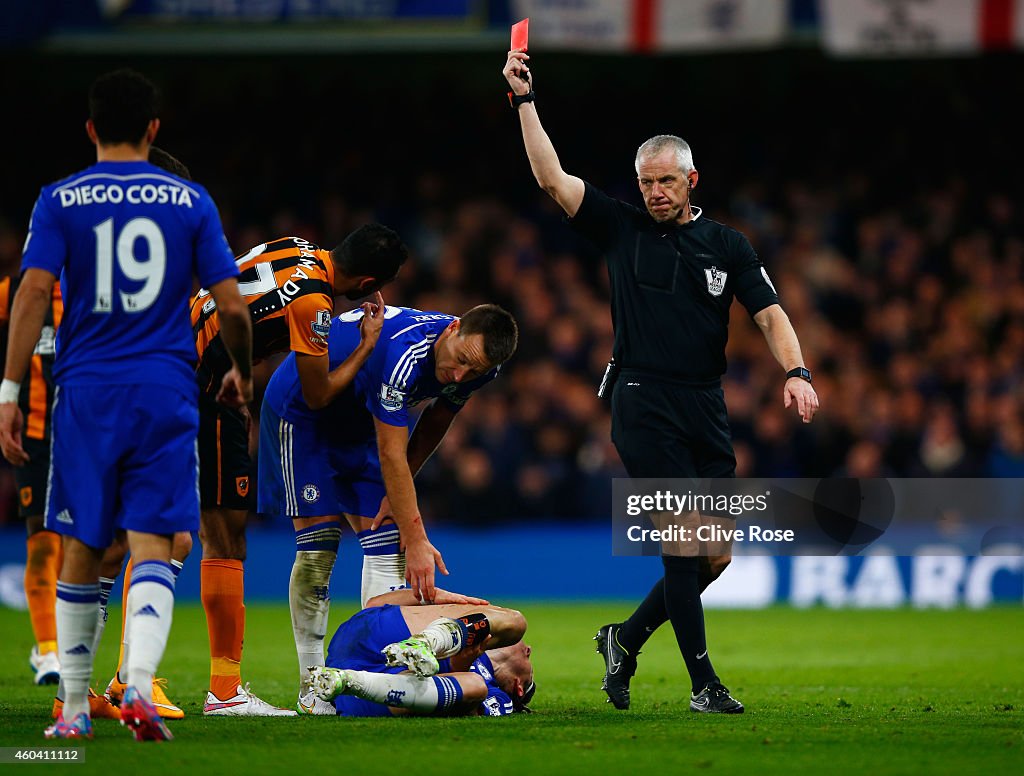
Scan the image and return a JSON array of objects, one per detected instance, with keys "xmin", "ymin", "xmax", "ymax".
[
  {"xmin": 514, "ymin": 680, "xmax": 536, "ymax": 713},
  {"xmin": 331, "ymin": 223, "xmax": 408, "ymax": 283},
  {"xmin": 148, "ymin": 146, "xmax": 191, "ymax": 180},
  {"xmin": 89, "ymin": 69, "xmax": 160, "ymax": 146},
  {"xmin": 459, "ymin": 304, "xmax": 518, "ymax": 367}
]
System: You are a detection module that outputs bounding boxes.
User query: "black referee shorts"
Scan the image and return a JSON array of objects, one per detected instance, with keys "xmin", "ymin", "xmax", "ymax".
[
  {"xmin": 610, "ymin": 373, "xmax": 736, "ymax": 480},
  {"xmin": 197, "ymin": 389, "xmax": 253, "ymax": 511}
]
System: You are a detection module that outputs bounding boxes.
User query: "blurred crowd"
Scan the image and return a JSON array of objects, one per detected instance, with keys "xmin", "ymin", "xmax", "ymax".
[
  {"xmin": 374, "ymin": 173, "xmax": 1024, "ymax": 521},
  {"xmin": 2, "ymin": 53, "xmax": 1022, "ymax": 525},
  {"xmin": 4, "ymin": 168, "xmax": 1021, "ymax": 525}
]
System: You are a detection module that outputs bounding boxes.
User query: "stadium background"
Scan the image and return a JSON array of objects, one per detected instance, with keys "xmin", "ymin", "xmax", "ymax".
[{"xmin": 1, "ymin": 0, "xmax": 1022, "ymax": 609}]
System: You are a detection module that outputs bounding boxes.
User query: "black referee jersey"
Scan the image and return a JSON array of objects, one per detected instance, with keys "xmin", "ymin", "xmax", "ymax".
[{"xmin": 568, "ymin": 182, "xmax": 779, "ymax": 381}]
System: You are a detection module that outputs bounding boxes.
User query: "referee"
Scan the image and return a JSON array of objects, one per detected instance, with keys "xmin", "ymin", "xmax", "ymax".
[{"xmin": 502, "ymin": 50, "xmax": 819, "ymax": 714}]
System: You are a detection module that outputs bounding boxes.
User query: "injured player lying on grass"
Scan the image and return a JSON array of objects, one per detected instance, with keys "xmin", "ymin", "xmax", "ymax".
[{"xmin": 308, "ymin": 589, "xmax": 535, "ymax": 717}]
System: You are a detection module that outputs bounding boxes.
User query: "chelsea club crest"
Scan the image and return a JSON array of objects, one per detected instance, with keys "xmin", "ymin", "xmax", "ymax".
[{"xmin": 302, "ymin": 484, "xmax": 321, "ymax": 504}]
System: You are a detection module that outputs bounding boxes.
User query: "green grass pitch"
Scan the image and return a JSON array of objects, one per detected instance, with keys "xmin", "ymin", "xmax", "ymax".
[{"xmin": 0, "ymin": 603, "xmax": 1021, "ymax": 775}]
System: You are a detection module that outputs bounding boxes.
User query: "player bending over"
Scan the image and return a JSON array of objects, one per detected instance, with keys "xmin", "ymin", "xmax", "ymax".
[
  {"xmin": 310, "ymin": 588, "xmax": 535, "ymax": 717},
  {"xmin": 258, "ymin": 303, "xmax": 518, "ymax": 714},
  {"xmin": 191, "ymin": 227, "xmax": 403, "ymax": 716}
]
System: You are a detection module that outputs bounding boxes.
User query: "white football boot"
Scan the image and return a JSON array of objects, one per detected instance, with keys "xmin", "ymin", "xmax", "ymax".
[{"xmin": 202, "ymin": 683, "xmax": 297, "ymax": 717}]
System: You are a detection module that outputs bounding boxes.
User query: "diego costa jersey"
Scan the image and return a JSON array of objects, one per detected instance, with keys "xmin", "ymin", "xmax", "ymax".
[
  {"xmin": 21, "ymin": 160, "xmax": 238, "ymax": 397},
  {"xmin": 263, "ymin": 306, "xmax": 499, "ymax": 437}
]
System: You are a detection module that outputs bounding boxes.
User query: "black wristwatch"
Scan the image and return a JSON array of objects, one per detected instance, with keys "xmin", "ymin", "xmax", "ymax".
[
  {"xmin": 508, "ymin": 90, "xmax": 535, "ymax": 108},
  {"xmin": 786, "ymin": 367, "xmax": 812, "ymax": 383}
]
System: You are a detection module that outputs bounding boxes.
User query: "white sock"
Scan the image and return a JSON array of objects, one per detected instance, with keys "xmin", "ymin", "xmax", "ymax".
[
  {"xmin": 55, "ymin": 582, "xmax": 101, "ymax": 720},
  {"xmin": 125, "ymin": 561, "xmax": 176, "ymax": 702},
  {"xmin": 289, "ymin": 546, "xmax": 338, "ymax": 691},
  {"xmin": 418, "ymin": 618, "xmax": 464, "ymax": 658},
  {"xmin": 119, "ymin": 562, "xmax": 179, "ymax": 684},
  {"xmin": 123, "ymin": 559, "xmax": 181, "ymax": 683},
  {"xmin": 357, "ymin": 527, "xmax": 406, "ymax": 607},
  {"xmin": 343, "ymin": 670, "xmax": 462, "ymax": 713}
]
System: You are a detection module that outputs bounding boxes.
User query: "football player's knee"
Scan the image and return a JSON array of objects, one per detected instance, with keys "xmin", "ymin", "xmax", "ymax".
[
  {"xmin": 200, "ymin": 510, "xmax": 247, "ymax": 560},
  {"xmin": 199, "ymin": 517, "xmax": 231, "ymax": 559},
  {"xmin": 198, "ymin": 522, "xmax": 221, "ymax": 556},
  {"xmin": 173, "ymin": 531, "xmax": 193, "ymax": 561},
  {"xmin": 198, "ymin": 511, "xmax": 217, "ymax": 544},
  {"xmin": 26, "ymin": 530, "xmax": 59, "ymax": 569},
  {"xmin": 230, "ymin": 532, "xmax": 247, "ymax": 562},
  {"xmin": 709, "ymin": 555, "xmax": 731, "ymax": 580},
  {"xmin": 61, "ymin": 539, "xmax": 103, "ymax": 581},
  {"xmin": 508, "ymin": 609, "xmax": 528, "ymax": 642},
  {"xmin": 100, "ymin": 535, "xmax": 128, "ymax": 572},
  {"xmin": 489, "ymin": 607, "xmax": 527, "ymax": 643}
]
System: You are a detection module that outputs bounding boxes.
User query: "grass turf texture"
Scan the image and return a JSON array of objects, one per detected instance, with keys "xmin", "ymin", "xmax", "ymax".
[{"xmin": 0, "ymin": 604, "xmax": 1020, "ymax": 775}]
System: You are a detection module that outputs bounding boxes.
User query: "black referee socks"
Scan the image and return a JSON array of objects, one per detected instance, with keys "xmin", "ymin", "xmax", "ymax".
[
  {"xmin": 662, "ymin": 555, "xmax": 718, "ymax": 693},
  {"xmin": 618, "ymin": 577, "xmax": 669, "ymax": 654}
]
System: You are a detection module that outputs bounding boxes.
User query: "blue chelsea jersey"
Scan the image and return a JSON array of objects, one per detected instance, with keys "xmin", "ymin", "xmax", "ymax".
[
  {"xmin": 470, "ymin": 653, "xmax": 515, "ymax": 716},
  {"xmin": 263, "ymin": 306, "xmax": 499, "ymax": 431},
  {"xmin": 20, "ymin": 161, "xmax": 238, "ymax": 396},
  {"xmin": 433, "ymin": 651, "xmax": 513, "ymax": 716}
]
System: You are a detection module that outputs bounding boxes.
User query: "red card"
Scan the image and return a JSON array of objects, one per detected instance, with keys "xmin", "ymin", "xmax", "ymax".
[{"xmin": 511, "ymin": 18, "xmax": 529, "ymax": 51}]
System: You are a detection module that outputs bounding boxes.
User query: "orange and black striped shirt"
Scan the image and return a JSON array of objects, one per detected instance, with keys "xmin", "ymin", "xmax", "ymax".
[
  {"xmin": 191, "ymin": 236, "xmax": 337, "ymax": 393},
  {"xmin": 0, "ymin": 276, "xmax": 63, "ymax": 441}
]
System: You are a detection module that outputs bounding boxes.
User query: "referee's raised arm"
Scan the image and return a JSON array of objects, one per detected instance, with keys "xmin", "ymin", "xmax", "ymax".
[{"xmin": 503, "ymin": 49, "xmax": 585, "ymax": 217}]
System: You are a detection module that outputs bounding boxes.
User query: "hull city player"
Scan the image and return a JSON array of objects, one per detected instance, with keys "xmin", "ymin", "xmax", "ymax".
[{"xmin": 0, "ymin": 276, "xmax": 63, "ymax": 687}]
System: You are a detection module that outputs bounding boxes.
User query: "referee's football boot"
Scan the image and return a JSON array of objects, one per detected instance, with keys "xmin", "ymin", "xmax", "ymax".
[
  {"xmin": 594, "ymin": 623, "xmax": 637, "ymax": 710},
  {"xmin": 689, "ymin": 681, "xmax": 744, "ymax": 714}
]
